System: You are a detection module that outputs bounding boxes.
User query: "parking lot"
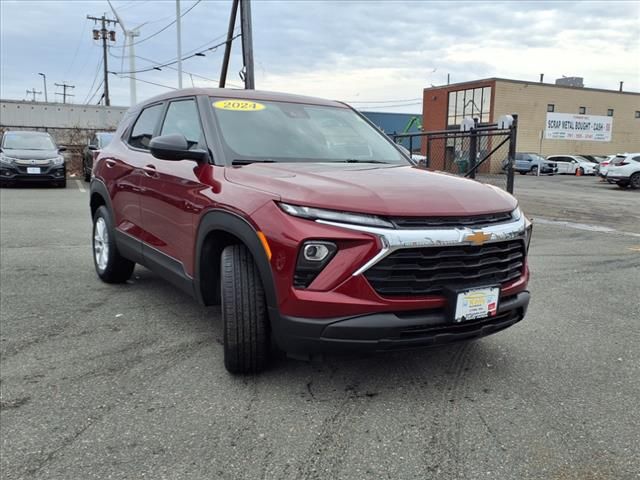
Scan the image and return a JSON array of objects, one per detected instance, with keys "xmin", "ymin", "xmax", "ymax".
[{"xmin": 1, "ymin": 175, "xmax": 639, "ymax": 479}]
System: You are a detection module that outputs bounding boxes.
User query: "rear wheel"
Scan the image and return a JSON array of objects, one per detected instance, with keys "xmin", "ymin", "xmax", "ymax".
[
  {"xmin": 629, "ymin": 172, "xmax": 640, "ymax": 189},
  {"xmin": 221, "ymin": 244, "xmax": 270, "ymax": 374},
  {"xmin": 92, "ymin": 206, "xmax": 135, "ymax": 283}
]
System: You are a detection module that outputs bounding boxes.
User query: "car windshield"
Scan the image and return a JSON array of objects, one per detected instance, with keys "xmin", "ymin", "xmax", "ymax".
[
  {"xmin": 2, "ymin": 132, "xmax": 55, "ymax": 150},
  {"xmin": 529, "ymin": 154, "xmax": 545, "ymax": 162},
  {"xmin": 210, "ymin": 98, "xmax": 407, "ymax": 164},
  {"xmin": 98, "ymin": 133, "xmax": 113, "ymax": 148}
]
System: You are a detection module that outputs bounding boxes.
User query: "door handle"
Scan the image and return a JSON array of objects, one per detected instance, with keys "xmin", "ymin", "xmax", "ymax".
[
  {"xmin": 143, "ymin": 164, "xmax": 158, "ymax": 177},
  {"xmin": 105, "ymin": 159, "xmax": 116, "ymax": 168}
]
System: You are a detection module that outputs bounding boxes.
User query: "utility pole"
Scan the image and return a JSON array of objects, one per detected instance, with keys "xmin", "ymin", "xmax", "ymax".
[
  {"xmin": 219, "ymin": 0, "xmax": 254, "ymax": 89},
  {"xmin": 239, "ymin": 0, "xmax": 255, "ymax": 89},
  {"xmin": 54, "ymin": 82, "xmax": 75, "ymax": 104},
  {"xmin": 219, "ymin": 0, "xmax": 239, "ymax": 88},
  {"xmin": 176, "ymin": 0, "xmax": 183, "ymax": 88},
  {"xmin": 26, "ymin": 89, "xmax": 42, "ymax": 102},
  {"xmin": 38, "ymin": 73, "xmax": 48, "ymax": 102},
  {"xmin": 87, "ymin": 14, "xmax": 118, "ymax": 106}
]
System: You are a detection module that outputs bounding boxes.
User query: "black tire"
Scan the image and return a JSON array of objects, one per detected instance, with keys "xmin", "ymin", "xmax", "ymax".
[
  {"xmin": 56, "ymin": 179, "xmax": 67, "ymax": 188},
  {"xmin": 221, "ymin": 244, "xmax": 270, "ymax": 374},
  {"xmin": 616, "ymin": 181, "xmax": 628, "ymax": 189},
  {"xmin": 531, "ymin": 166, "xmax": 538, "ymax": 176},
  {"xmin": 518, "ymin": 171, "xmax": 526, "ymax": 175},
  {"xmin": 83, "ymin": 161, "xmax": 91, "ymax": 182},
  {"xmin": 92, "ymin": 206, "xmax": 135, "ymax": 283},
  {"xmin": 629, "ymin": 172, "xmax": 640, "ymax": 190}
]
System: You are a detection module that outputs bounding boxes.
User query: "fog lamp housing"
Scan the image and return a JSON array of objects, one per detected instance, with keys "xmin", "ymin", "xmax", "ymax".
[{"xmin": 294, "ymin": 241, "xmax": 337, "ymax": 289}]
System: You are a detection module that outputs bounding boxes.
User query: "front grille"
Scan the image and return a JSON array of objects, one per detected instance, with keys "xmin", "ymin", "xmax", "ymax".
[
  {"xmin": 389, "ymin": 211, "xmax": 512, "ymax": 229},
  {"xmin": 364, "ymin": 240, "xmax": 525, "ymax": 296},
  {"xmin": 14, "ymin": 159, "xmax": 52, "ymax": 166}
]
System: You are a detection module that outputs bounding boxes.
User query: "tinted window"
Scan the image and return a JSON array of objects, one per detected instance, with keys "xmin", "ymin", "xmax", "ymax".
[
  {"xmin": 160, "ymin": 99, "xmax": 203, "ymax": 148},
  {"xmin": 2, "ymin": 132, "xmax": 55, "ymax": 150},
  {"xmin": 129, "ymin": 104, "xmax": 164, "ymax": 149},
  {"xmin": 632, "ymin": 156, "xmax": 640, "ymax": 162}
]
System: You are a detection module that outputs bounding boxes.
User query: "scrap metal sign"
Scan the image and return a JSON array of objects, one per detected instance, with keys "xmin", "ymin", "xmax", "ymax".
[{"xmin": 545, "ymin": 112, "xmax": 613, "ymax": 142}]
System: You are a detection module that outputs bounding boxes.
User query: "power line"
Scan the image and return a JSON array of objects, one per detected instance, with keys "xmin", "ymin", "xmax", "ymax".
[
  {"xmin": 110, "ymin": 73, "xmax": 178, "ymax": 91},
  {"xmin": 128, "ymin": 0, "xmax": 201, "ymax": 47},
  {"xmin": 115, "ymin": 34, "xmax": 240, "ymax": 75},
  {"xmin": 66, "ymin": 17, "xmax": 89, "ymax": 73},
  {"xmin": 83, "ymin": 58, "xmax": 103, "ymax": 104},
  {"xmin": 346, "ymin": 98, "xmax": 422, "ymax": 104},
  {"xmin": 356, "ymin": 102, "xmax": 423, "ymax": 110},
  {"xmin": 87, "ymin": 80, "xmax": 104, "ymax": 105}
]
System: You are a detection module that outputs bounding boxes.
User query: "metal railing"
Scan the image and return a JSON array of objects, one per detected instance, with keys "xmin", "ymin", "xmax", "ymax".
[{"xmin": 392, "ymin": 115, "xmax": 518, "ymax": 194}]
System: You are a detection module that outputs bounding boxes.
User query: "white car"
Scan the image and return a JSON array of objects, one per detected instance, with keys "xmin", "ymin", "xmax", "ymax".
[
  {"xmin": 606, "ymin": 153, "xmax": 640, "ymax": 189},
  {"xmin": 546, "ymin": 155, "xmax": 598, "ymax": 175},
  {"xmin": 597, "ymin": 154, "xmax": 618, "ymax": 178}
]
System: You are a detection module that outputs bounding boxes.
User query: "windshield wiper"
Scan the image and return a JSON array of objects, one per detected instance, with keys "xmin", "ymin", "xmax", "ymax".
[
  {"xmin": 334, "ymin": 159, "xmax": 391, "ymax": 164},
  {"xmin": 232, "ymin": 159, "xmax": 277, "ymax": 165}
]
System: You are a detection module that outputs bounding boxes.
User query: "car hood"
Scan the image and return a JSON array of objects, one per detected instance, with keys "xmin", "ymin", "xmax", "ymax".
[
  {"xmin": 225, "ymin": 163, "xmax": 517, "ymax": 216},
  {"xmin": 2, "ymin": 148, "xmax": 59, "ymax": 160}
]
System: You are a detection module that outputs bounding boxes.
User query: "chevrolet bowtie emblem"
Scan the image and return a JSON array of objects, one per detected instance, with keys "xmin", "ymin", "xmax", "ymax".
[{"xmin": 464, "ymin": 230, "xmax": 492, "ymax": 245}]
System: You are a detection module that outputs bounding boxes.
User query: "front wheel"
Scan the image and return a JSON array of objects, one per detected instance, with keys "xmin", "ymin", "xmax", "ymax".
[
  {"xmin": 629, "ymin": 172, "xmax": 640, "ymax": 190},
  {"xmin": 531, "ymin": 166, "xmax": 539, "ymax": 176},
  {"xmin": 221, "ymin": 244, "xmax": 270, "ymax": 374},
  {"xmin": 92, "ymin": 206, "xmax": 135, "ymax": 283},
  {"xmin": 83, "ymin": 160, "xmax": 91, "ymax": 182}
]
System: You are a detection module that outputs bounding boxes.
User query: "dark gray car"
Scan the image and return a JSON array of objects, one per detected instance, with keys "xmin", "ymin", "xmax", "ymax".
[{"xmin": 0, "ymin": 131, "xmax": 67, "ymax": 187}]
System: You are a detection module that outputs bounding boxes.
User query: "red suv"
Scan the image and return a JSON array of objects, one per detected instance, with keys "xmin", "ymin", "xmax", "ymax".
[{"xmin": 90, "ymin": 88, "xmax": 532, "ymax": 373}]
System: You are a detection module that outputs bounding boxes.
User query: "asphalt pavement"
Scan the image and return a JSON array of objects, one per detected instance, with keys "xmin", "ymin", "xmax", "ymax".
[{"xmin": 1, "ymin": 175, "xmax": 639, "ymax": 479}]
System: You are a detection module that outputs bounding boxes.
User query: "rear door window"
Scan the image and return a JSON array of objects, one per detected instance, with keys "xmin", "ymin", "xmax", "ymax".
[{"xmin": 129, "ymin": 104, "xmax": 164, "ymax": 150}]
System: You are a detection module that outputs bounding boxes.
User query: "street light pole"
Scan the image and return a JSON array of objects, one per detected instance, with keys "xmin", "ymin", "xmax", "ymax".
[{"xmin": 38, "ymin": 73, "xmax": 48, "ymax": 102}]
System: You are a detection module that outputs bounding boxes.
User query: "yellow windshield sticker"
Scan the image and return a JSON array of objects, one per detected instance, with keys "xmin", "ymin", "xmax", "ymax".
[{"xmin": 213, "ymin": 99, "xmax": 265, "ymax": 111}]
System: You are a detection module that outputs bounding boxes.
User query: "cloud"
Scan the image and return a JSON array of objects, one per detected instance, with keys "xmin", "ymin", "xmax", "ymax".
[{"xmin": 1, "ymin": 0, "xmax": 638, "ymax": 111}]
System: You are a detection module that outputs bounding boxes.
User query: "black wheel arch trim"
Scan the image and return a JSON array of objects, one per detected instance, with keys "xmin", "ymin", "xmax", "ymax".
[
  {"xmin": 89, "ymin": 178, "xmax": 114, "ymax": 222},
  {"xmin": 194, "ymin": 209, "xmax": 279, "ymax": 314}
]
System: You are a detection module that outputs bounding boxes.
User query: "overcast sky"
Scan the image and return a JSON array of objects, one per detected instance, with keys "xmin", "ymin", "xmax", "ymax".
[{"xmin": 1, "ymin": 0, "xmax": 639, "ymax": 112}]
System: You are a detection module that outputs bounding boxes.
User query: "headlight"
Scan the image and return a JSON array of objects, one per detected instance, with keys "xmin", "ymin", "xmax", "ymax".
[
  {"xmin": 52, "ymin": 156, "xmax": 64, "ymax": 166},
  {"xmin": 0, "ymin": 154, "xmax": 16, "ymax": 164},
  {"xmin": 511, "ymin": 206, "xmax": 522, "ymax": 221},
  {"xmin": 278, "ymin": 202, "xmax": 394, "ymax": 229}
]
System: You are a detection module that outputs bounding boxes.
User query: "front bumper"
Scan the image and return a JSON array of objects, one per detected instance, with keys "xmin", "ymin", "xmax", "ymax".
[
  {"xmin": 0, "ymin": 164, "xmax": 65, "ymax": 183},
  {"xmin": 271, "ymin": 290, "xmax": 530, "ymax": 354}
]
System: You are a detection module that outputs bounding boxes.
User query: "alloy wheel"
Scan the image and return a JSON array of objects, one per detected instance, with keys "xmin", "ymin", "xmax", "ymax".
[{"xmin": 94, "ymin": 217, "xmax": 109, "ymax": 272}]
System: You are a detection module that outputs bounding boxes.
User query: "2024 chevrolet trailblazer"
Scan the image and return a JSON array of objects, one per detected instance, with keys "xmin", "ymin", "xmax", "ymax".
[{"xmin": 89, "ymin": 89, "xmax": 532, "ymax": 373}]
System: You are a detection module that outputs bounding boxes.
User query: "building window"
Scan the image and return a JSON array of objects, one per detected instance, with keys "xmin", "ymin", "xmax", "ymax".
[
  {"xmin": 579, "ymin": 106, "xmax": 586, "ymax": 114},
  {"xmin": 635, "ymin": 111, "xmax": 640, "ymax": 119},
  {"xmin": 547, "ymin": 104, "xmax": 555, "ymax": 112},
  {"xmin": 447, "ymin": 86, "xmax": 492, "ymax": 126},
  {"xmin": 607, "ymin": 109, "xmax": 614, "ymax": 117}
]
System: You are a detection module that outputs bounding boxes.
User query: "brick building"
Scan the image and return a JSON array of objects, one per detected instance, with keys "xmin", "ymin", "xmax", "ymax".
[{"xmin": 422, "ymin": 78, "xmax": 640, "ymax": 172}]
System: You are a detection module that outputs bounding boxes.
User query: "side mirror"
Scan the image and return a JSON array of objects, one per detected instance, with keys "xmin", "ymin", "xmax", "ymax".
[
  {"xmin": 149, "ymin": 134, "xmax": 208, "ymax": 162},
  {"xmin": 58, "ymin": 146, "xmax": 67, "ymax": 152}
]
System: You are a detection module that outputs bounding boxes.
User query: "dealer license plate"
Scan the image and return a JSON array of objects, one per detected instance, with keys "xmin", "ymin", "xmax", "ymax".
[
  {"xmin": 454, "ymin": 287, "xmax": 499, "ymax": 323},
  {"xmin": 26, "ymin": 167, "xmax": 41, "ymax": 174}
]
